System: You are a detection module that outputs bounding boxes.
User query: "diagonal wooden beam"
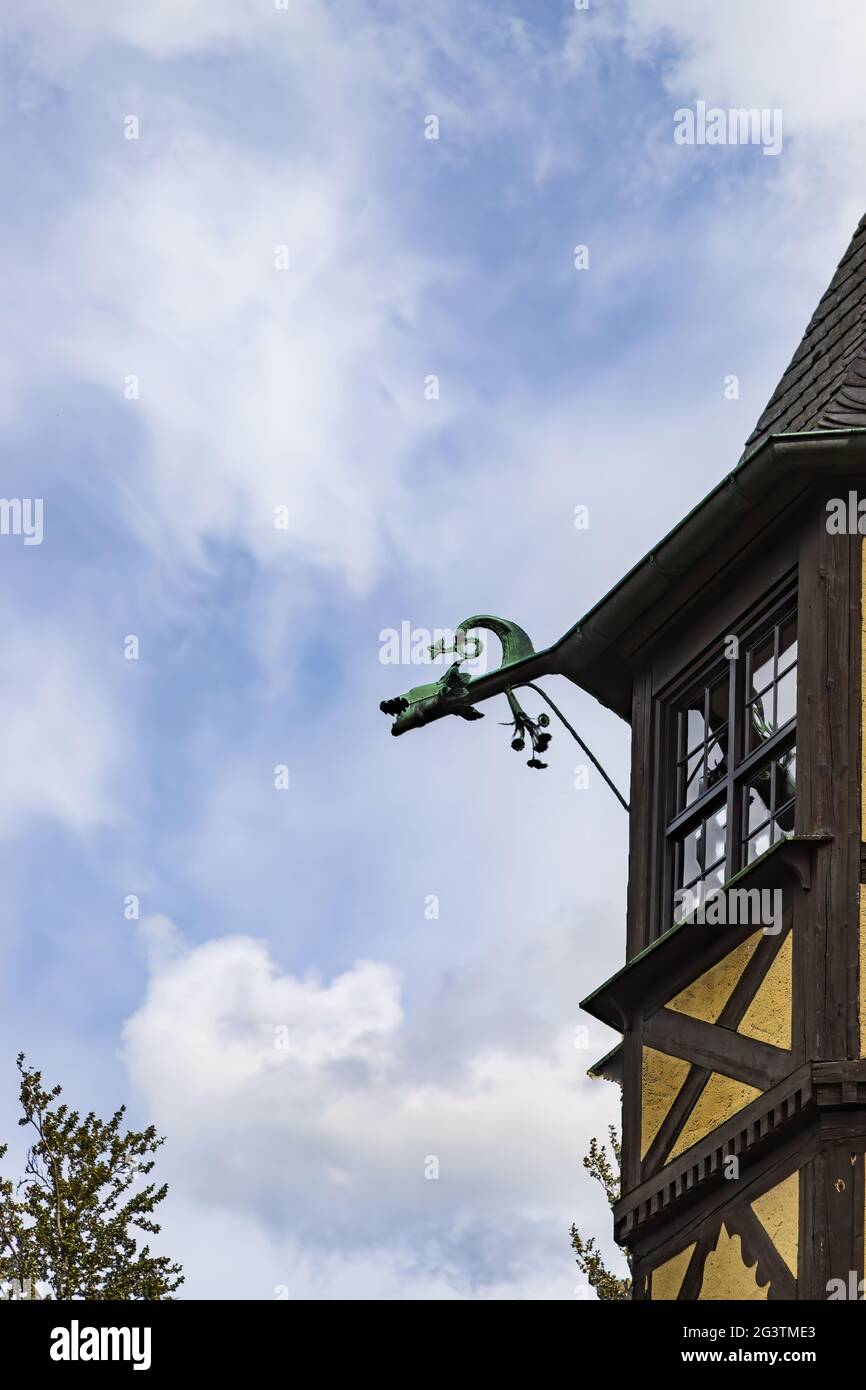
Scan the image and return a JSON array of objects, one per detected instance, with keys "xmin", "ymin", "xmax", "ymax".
[
  {"xmin": 644, "ymin": 1008, "xmax": 790, "ymax": 1090},
  {"xmin": 677, "ymin": 1227, "xmax": 718, "ymax": 1301},
  {"xmin": 726, "ymin": 1203, "xmax": 797, "ymax": 1301},
  {"xmin": 642, "ymin": 926, "xmax": 790, "ymax": 1180}
]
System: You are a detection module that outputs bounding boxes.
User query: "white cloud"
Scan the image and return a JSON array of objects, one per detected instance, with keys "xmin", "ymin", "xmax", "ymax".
[
  {"xmin": 622, "ymin": 0, "xmax": 866, "ymax": 229},
  {"xmin": 0, "ymin": 620, "xmax": 125, "ymax": 835},
  {"xmin": 8, "ymin": 0, "xmax": 859, "ymax": 1303},
  {"xmin": 7, "ymin": 127, "xmax": 444, "ymax": 592},
  {"xmin": 161, "ymin": 1199, "xmax": 581, "ymax": 1300},
  {"xmin": 0, "ymin": 0, "xmax": 292, "ymax": 69},
  {"xmin": 122, "ymin": 916, "xmax": 622, "ymax": 1297},
  {"xmin": 0, "ymin": 1, "xmax": 619, "ymax": 597},
  {"xmin": 624, "ymin": 0, "xmax": 866, "ymax": 123}
]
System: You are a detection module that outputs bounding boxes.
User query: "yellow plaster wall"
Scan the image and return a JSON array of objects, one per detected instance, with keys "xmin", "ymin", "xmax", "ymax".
[
  {"xmin": 751, "ymin": 1171, "xmax": 799, "ymax": 1278},
  {"xmin": 668, "ymin": 1073, "xmax": 761, "ymax": 1161},
  {"xmin": 738, "ymin": 934, "xmax": 793, "ymax": 1050},
  {"xmin": 698, "ymin": 1226, "xmax": 769, "ymax": 1300},
  {"xmin": 641, "ymin": 932, "xmax": 770, "ymax": 1163},
  {"xmin": 650, "ymin": 1243, "xmax": 695, "ymax": 1300},
  {"xmin": 640, "ymin": 1047, "xmax": 691, "ymax": 1158},
  {"xmin": 667, "ymin": 932, "xmax": 762, "ymax": 1024}
]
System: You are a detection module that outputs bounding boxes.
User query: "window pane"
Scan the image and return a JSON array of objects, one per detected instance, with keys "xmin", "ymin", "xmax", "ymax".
[
  {"xmin": 776, "ymin": 664, "xmax": 796, "ymax": 728},
  {"xmin": 704, "ymin": 802, "xmax": 727, "ymax": 868},
  {"xmin": 774, "ymin": 747, "xmax": 796, "ymax": 833},
  {"xmin": 680, "ymin": 730, "xmax": 728, "ymax": 811},
  {"xmin": 747, "ymin": 633, "xmax": 774, "ymax": 699},
  {"xmin": 684, "ymin": 702, "xmax": 705, "ymax": 756},
  {"xmin": 666, "ymin": 604, "xmax": 796, "ymax": 938},
  {"xmin": 676, "ymin": 672, "xmax": 729, "ymax": 811},
  {"xmin": 708, "ymin": 676, "xmax": 728, "ymax": 734},
  {"xmin": 682, "ymin": 747, "xmax": 704, "ymax": 809},
  {"xmin": 681, "ymin": 821, "xmax": 701, "ymax": 886},
  {"xmin": 702, "ymin": 862, "xmax": 726, "ymax": 899},
  {"xmin": 744, "ymin": 611, "xmax": 797, "ymax": 754},
  {"xmin": 744, "ymin": 768, "xmax": 772, "ymax": 837},
  {"xmin": 745, "ymin": 826, "xmax": 773, "ymax": 863},
  {"xmin": 680, "ymin": 802, "xmax": 727, "ymax": 890},
  {"xmin": 776, "ymin": 746, "xmax": 796, "ymax": 806},
  {"xmin": 746, "ymin": 694, "xmax": 773, "ymax": 752},
  {"xmin": 778, "ymin": 614, "xmax": 797, "ymax": 671},
  {"xmin": 705, "ymin": 734, "xmax": 727, "ymax": 790},
  {"xmin": 673, "ymin": 862, "xmax": 726, "ymax": 923},
  {"xmin": 741, "ymin": 743, "xmax": 796, "ymax": 864}
]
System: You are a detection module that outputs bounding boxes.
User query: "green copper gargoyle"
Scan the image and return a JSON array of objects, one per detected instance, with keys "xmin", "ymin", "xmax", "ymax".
[
  {"xmin": 380, "ymin": 660, "xmax": 485, "ymax": 735},
  {"xmin": 379, "ymin": 611, "xmax": 630, "ymax": 803},
  {"xmin": 379, "ymin": 614, "xmax": 536, "ymax": 738}
]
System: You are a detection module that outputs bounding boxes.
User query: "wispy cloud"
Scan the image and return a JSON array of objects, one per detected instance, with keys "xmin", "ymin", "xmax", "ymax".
[{"xmin": 1, "ymin": 0, "xmax": 862, "ymax": 1300}]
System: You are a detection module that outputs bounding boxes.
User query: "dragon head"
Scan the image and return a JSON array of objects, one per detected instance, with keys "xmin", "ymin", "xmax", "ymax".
[{"xmin": 379, "ymin": 661, "xmax": 485, "ymax": 736}]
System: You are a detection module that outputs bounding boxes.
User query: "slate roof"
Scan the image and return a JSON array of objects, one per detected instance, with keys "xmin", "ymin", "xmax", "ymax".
[{"xmin": 743, "ymin": 212, "xmax": 866, "ymax": 459}]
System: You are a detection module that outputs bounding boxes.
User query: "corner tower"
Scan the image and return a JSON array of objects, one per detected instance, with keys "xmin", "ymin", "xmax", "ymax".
[
  {"xmin": 581, "ymin": 213, "xmax": 866, "ymax": 1301},
  {"xmin": 381, "ymin": 213, "xmax": 866, "ymax": 1300}
]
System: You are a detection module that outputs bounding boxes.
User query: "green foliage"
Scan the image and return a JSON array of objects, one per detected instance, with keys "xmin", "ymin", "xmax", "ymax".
[
  {"xmin": 0, "ymin": 1054, "xmax": 183, "ymax": 1300},
  {"xmin": 570, "ymin": 1124, "xmax": 631, "ymax": 1301}
]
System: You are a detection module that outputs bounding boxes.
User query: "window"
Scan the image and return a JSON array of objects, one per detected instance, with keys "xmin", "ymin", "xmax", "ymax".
[{"xmin": 662, "ymin": 589, "xmax": 797, "ymax": 930}]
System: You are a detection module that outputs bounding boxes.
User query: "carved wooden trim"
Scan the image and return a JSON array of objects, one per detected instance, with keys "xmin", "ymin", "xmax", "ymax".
[{"xmin": 616, "ymin": 1064, "xmax": 812, "ymax": 1243}]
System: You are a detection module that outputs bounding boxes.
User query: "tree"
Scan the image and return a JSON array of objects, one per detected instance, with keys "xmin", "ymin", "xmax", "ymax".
[
  {"xmin": 570, "ymin": 1125, "xmax": 631, "ymax": 1301},
  {"xmin": 0, "ymin": 1054, "xmax": 183, "ymax": 1300}
]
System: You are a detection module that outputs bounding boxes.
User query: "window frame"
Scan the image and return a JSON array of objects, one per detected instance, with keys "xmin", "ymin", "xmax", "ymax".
[{"xmin": 657, "ymin": 581, "xmax": 798, "ymax": 936}]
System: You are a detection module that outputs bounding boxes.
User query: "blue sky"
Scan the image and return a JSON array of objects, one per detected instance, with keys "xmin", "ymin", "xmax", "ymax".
[{"xmin": 2, "ymin": 0, "xmax": 866, "ymax": 1298}]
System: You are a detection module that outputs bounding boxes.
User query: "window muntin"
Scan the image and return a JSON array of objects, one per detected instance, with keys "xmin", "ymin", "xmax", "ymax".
[
  {"xmin": 675, "ymin": 674, "xmax": 729, "ymax": 812},
  {"xmin": 676, "ymin": 802, "xmax": 727, "ymax": 912},
  {"xmin": 665, "ymin": 595, "xmax": 797, "ymax": 928},
  {"xmin": 744, "ymin": 613, "xmax": 797, "ymax": 753},
  {"xmin": 741, "ymin": 744, "xmax": 796, "ymax": 864}
]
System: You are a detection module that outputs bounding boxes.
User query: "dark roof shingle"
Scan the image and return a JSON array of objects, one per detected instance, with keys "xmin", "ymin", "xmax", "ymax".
[{"xmin": 744, "ymin": 213, "xmax": 866, "ymax": 457}]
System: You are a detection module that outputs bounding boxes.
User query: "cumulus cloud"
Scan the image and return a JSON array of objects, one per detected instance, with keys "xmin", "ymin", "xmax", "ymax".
[
  {"xmin": 7, "ymin": 0, "xmax": 858, "ymax": 1303},
  {"xmin": 122, "ymin": 916, "xmax": 620, "ymax": 1296}
]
